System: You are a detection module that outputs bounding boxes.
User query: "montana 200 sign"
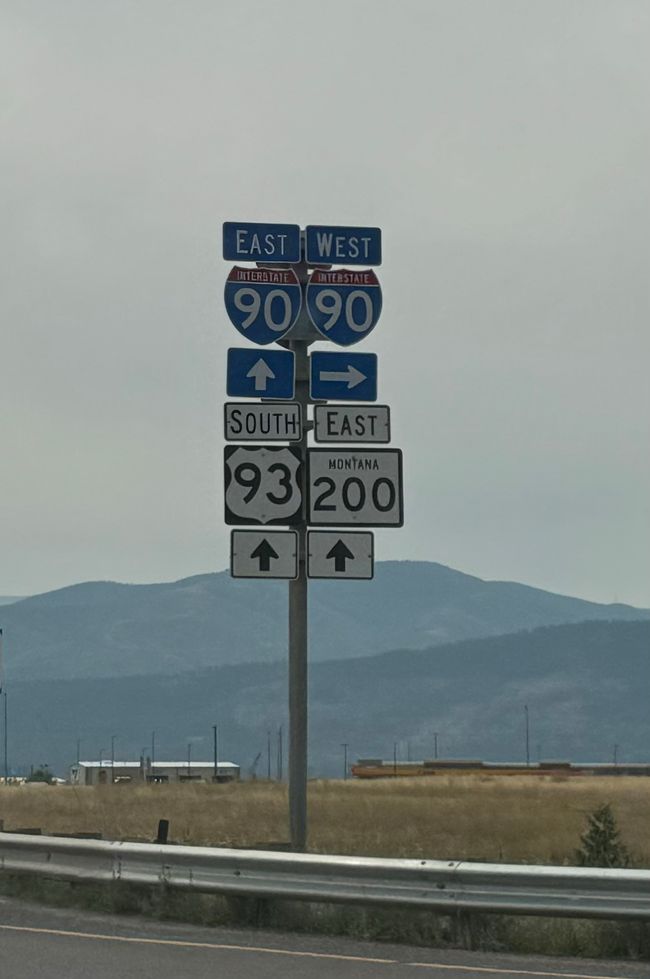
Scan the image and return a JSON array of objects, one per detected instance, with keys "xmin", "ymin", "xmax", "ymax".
[
  {"xmin": 224, "ymin": 266, "xmax": 302, "ymax": 345},
  {"xmin": 306, "ymin": 269, "xmax": 382, "ymax": 347},
  {"xmin": 307, "ymin": 449, "xmax": 403, "ymax": 527}
]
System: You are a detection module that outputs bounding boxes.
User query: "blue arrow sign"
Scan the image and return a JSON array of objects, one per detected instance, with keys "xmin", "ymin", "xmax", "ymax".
[
  {"xmin": 305, "ymin": 225, "xmax": 381, "ymax": 266},
  {"xmin": 223, "ymin": 222, "xmax": 301, "ymax": 263},
  {"xmin": 224, "ymin": 266, "xmax": 302, "ymax": 345},
  {"xmin": 310, "ymin": 351, "xmax": 377, "ymax": 402},
  {"xmin": 227, "ymin": 348, "xmax": 295, "ymax": 400},
  {"xmin": 306, "ymin": 269, "xmax": 382, "ymax": 346}
]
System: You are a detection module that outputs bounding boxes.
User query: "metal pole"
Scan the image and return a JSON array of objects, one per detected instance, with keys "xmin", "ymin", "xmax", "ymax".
[
  {"xmin": 213, "ymin": 725, "xmax": 218, "ymax": 780},
  {"xmin": 524, "ymin": 705, "xmax": 530, "ymax": 768},
  {"xmin": 151, "ymin": 730, "xmax": 156, "ymax": 770},
  {"xmin": 267, "ymin": 729, "xmax": 271, "ymax": 780},
  {"xmin": 434, "ymin": 732, "xmax": 438, "ymax": 760},
  {"xmin": 393, "ymin": 741, "xmax": 397, "ymax": 776},
  {"xmin": 342, "ymin": 742, "xmax": 348, "ymax": 780},
  {"xmin": 187, "ymin": 741, "xmax": 191, "ymax": 777},
  {"xmin": 110, "ymin": 734, "xmax": 116, "ymax": 783},
  {"xmin": 287, "ymin": 336, "xmax": 309, "ymax": 850},
  {"xmin": 76, "ymin": 738, "xmax": 81, "ymax": 765},
  {"xmin": 3, "ymin": 692, "xmax": 8, "ymax": 785}
]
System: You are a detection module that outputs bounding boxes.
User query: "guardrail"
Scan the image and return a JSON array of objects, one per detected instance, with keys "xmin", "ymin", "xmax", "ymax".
[{"xmin": 1, "ymin": 832, "xmax": 650, "ymax": 920}]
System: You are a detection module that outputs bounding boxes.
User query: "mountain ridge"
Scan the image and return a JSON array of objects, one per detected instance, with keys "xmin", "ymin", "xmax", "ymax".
[{"xmin": 1, "ymin": 561, "xmax": 648, "ymax": 682}]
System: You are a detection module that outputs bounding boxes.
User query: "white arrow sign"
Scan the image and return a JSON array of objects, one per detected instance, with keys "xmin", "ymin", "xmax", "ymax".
[
  {"xmin": 319, "ymin": 365, "xmax": 366, "ymax": 389},
  {"xmin": 246, "ymin": 358, "xmax": 275, "ymax": 392}
]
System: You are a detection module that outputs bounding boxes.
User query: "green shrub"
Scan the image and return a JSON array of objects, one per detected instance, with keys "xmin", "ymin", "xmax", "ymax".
[{"xmin": 576, "ymin": 803, "xmax": 629, "ymax": 868}]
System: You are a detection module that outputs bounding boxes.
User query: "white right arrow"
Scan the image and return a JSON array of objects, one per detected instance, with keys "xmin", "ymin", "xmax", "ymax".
[
  {"xmin": 319, "ymin": 365, "xmax": 366, "ymax": 389},
  {"xmin": 246, "ymin": 358, "xmax": 276, "ymax": 392}
]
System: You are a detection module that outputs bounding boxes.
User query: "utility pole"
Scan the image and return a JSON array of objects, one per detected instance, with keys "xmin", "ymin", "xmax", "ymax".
[
  {"xmin": 393, "ymin": 741, "xmax": 398, "ymax": 776},
  {"xmin": 3, "ymin": 691, "xmax": 7, "ymax": 785},
  {"xmin": 151, "ymin": 730, "xmax": 156, "ymax": 769},
  {"xmin": 433, "ymin": 732, "xmax": 438, "ymax": 760},
  {"xmin": 267, "ymin": 729, "xmax": 271, "ymax": 780},
  {"xmin": 277, "ymin": 724, "xmax": 283, "ymax": 782},
  {"xmin": 212, "ymin": 724, "xmax": 218, "ymax": 780},
  {"xmin": 524, "ymin": 705, "xmax": 530, "ymax": 768},
  {"xmin": 76, "ymin": 738, "xmax": 81, "ymax": 765},
  {"xmin": 110, "ymin": 734, "xmax": 116, "ymax": 783},
  {"xmin": 341, "ymin": 742, "xmax": 348, "ymax": 780},
  {"xmin": 187, "ymin": 741, "xmax": 192, "ymax": 777}
]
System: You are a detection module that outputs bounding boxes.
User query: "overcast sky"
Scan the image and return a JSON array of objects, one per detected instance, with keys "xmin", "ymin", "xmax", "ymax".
[{"xmin": 1, "ymin": 1, "xmax": 649, "ymax": 605}]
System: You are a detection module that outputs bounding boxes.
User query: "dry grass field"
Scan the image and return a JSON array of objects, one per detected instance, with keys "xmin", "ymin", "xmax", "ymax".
[{"xmin": 1, "ymin": 775, "xmax": 649, "ymax": 866}]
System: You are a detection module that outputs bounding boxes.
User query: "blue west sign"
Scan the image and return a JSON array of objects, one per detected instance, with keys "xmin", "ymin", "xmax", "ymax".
[
  {"xmin": 305, "ymin": 225, "xmax": 381, "ymax": 266},
  {"xmin": 222, "ymin": 222, "xmax": 301, "ymax": 263},
  {"xmin": 227, "ymin": 347, "xmax": 295, "ymax": 400},
  {"xmin": 224, "ymin": 266, "xmax": 302, "ymax": 345},
  {"xmin": 306, "ymin": 268, "xmax": 382, "ymax": 346},
  {"xmin": 310, "ymin": 351, "xmax": 377, "ymax": 402}
]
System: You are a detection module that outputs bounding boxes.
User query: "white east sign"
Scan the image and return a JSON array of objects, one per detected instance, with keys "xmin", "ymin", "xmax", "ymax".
[
  {"xmin": 313, "ymin": 405, "xmax": 390, "ymax": 443},
  {"xmin": 307, "ymin": 449, "xmax": 403, "ymax": 527}
]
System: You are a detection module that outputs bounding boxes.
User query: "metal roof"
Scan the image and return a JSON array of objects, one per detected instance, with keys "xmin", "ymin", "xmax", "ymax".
[{"xmin": 76, "ymin": 760, "xmax": 238, "ymax": 769}]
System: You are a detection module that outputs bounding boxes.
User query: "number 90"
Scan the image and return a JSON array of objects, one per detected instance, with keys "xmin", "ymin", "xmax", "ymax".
[{"xmin": 234, "ymin": 288, "xmax": 293, "ymax": 332}]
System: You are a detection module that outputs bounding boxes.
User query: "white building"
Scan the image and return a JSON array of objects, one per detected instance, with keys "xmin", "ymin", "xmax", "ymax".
[{"xmin": 69, "ymin": 760, "xmax": 240, "ymax": 786}]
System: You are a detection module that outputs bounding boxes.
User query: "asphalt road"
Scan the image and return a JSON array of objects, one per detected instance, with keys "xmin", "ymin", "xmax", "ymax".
[{"xmin": 1, "ymin": 897, "xmax": 649, "ymax": 979}]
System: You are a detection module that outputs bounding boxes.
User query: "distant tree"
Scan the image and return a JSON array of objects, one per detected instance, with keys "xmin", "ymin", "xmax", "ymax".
[
  {"xmin": 26, "ymin": 766, "xmax": 53, "ymax": 784},
  {"xmin": 576, "ymin": 802, "xmax": 629, "ymax": 868}
]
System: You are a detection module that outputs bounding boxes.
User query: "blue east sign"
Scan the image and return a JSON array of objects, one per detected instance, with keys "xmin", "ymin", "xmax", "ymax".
[
  {"xmin": 224, "ymin": 266, "xmax": 302, "ymax": 345},
  {"xmin": 223, "ymin": 222, "xmax": 301, "ymax": 263},
  {"xmin": 306, "ymin": 269, "xmax": 382, "ymax": 347},
  {"xmin": 310, "ymin": 351, "xmax": 377, "ymax": 402},
  {"xmin": 305, "ymin": 225, "xmax": 381, "ymax": 266},
  {"xmin": 227, "ymin": 347, "xmax": 295, "ymax": 400}
]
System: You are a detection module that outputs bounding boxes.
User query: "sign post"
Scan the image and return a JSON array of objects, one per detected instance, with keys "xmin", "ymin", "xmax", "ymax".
[
  {"xmin": 286, "ymin": 335, "xmax": 309, "ymax": 851},
  {"xmin": 221, "ymin": 222, "xmax": 399, "ymax": 853}
]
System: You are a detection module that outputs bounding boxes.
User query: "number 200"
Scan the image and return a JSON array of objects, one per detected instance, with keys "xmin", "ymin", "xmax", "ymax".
[{"xmin": 312, "ymin": 476, "xmax": 396, "ymax": 513}]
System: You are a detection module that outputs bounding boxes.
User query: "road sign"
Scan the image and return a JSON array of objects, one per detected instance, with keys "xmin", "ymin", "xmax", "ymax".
[
  {"xmin": 305, "ymin": 226, "xmax": 381, "ymax": 266},
  {"xmin": 223, "ymin": 222, "xmax": 301, "ymax": 263},
  {"xmin": 224, "ymin": 445, "xmax": 303, "ymax": 525},
  {"xmin": 224, "ymin": 402, "xmax": 302, "ymax": 442},
  {"xmin": 227, "ymin": 348, "xmax": 295, "ymax": 400},
  {"xmin": 313, "ymin": 405, "xmax": 390, "ymax": 443},
  {"xmin": 305, "ymin": 269, "xmax": 382, "ymax": 346},
  {"xmin": 310, "ymin": 351, "xmax": 377, "ymax": 402},
  {"xmin": 307, "ymin": 448, "xmax": 403, "ymax": 527},
  {"xmin": 224, "ymin": 266, "xmax": 302, "ymax": 345},
  {"xmin": 307, "ymin": 531, "xmax": 374, "ymax": 579},
  {"xmin": 231, "ymin": 530, "xmax": 298, "ymax": 579}
]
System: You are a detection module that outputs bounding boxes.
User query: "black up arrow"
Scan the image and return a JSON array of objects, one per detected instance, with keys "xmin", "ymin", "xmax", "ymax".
[
  {"xmin": 251, "ymin": 538, "xmax": 279, "ymax": 572},
  {"xmin": 326, "ymin": 539, "xmax": 355, "ymax": 573}
]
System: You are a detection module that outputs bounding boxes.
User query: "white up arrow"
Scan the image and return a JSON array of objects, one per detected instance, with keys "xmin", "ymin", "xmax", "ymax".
[
  {"xmin": 319, "ymin": 365, "xmax": 366, "ymax": 389},
  {"xmin": 246, "ymin": 358, "xmax": 276, "ymax": 392}
]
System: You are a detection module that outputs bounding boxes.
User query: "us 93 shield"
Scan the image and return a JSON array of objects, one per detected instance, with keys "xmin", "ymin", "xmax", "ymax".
[{"xmin": 224, "ymin": 445, "xmax": 303, "ymax": 526}]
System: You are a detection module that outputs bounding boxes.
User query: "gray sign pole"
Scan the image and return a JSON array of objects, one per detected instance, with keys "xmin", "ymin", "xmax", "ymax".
[{"xmin": 286, "ymin": 334, "xmax": 309, "ymax": 851}]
